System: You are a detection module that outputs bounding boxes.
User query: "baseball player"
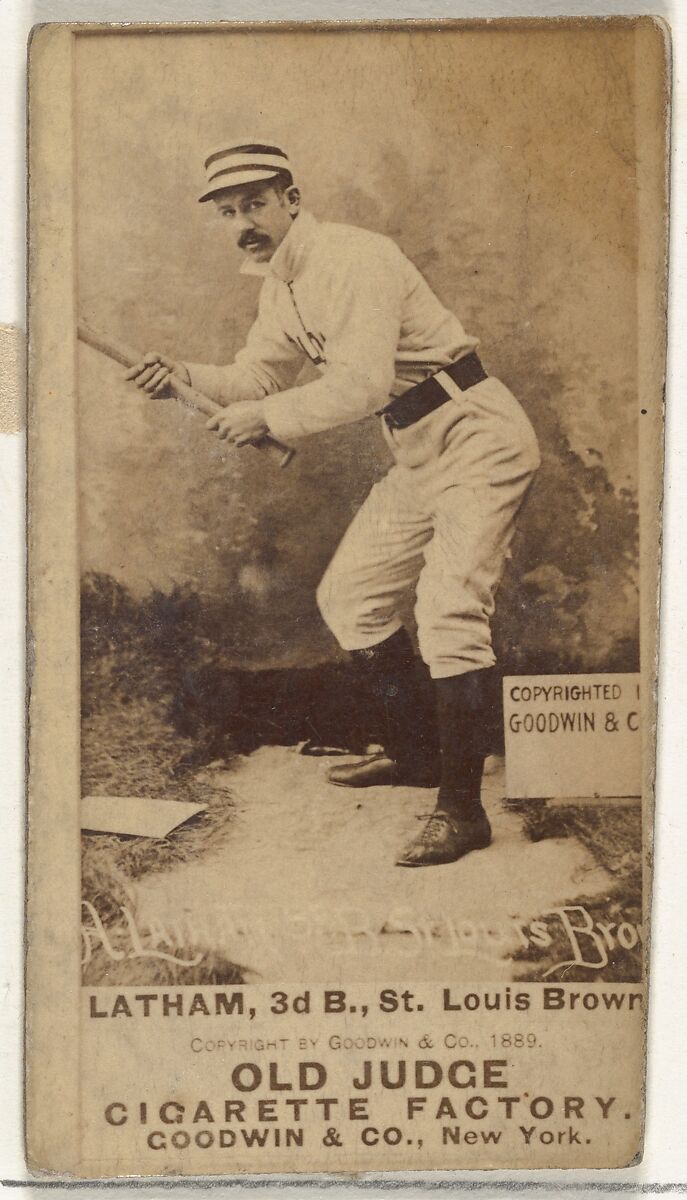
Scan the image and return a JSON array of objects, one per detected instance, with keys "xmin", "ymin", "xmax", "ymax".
[{"xmin": 128, "ymin": 140, "xmax": 541, "ymax": 867}]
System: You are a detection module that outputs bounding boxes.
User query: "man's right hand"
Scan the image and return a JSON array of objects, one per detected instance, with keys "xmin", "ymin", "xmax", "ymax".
[{"xmin": 125, "ymin": 352, "xmax": 190, "ymax": 398}]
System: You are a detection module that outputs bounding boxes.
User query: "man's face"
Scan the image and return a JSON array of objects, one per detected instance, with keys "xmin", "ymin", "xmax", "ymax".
[{"xmin": 212, "ymin": 180, "xmax": 299, "ymax": 262}]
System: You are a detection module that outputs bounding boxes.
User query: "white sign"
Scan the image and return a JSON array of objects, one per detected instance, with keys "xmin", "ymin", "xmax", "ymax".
[{"xmin": 504, "ymin": 673, "xmax": 641, "ymax": 799}]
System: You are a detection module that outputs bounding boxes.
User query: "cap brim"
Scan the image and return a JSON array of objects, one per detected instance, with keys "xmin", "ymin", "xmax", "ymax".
[{"xmin": 198, "ymin": 168, "xmax": 281, "ymax": 202}]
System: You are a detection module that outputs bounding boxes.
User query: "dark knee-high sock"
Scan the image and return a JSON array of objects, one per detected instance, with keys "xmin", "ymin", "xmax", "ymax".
[
  {"xmin": 351, "ymin": 629, "xmax": 438, "ymax": 770},
  {"xmin": 435, "ymin": 668, "xmax": 498, "ymax": 820}
]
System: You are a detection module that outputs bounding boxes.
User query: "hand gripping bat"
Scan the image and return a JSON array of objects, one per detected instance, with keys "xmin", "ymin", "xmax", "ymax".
[{"xmin": 77, "ymin": 322, "xmax": 295, "ymax": 469}]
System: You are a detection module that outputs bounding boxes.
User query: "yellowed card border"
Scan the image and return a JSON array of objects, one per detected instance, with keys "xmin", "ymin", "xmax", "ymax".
[{"xmin": 25, "ymin": 17, "xmax": 669, "ymax": 1178}]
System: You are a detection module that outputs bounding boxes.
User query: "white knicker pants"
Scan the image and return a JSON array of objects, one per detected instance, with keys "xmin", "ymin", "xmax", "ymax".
[{"xmin": 316, "ymin": 375, "xmax": 541, "ymax": 679}]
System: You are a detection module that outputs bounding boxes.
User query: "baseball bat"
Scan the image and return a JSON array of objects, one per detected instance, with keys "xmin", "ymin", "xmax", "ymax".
[{"xmin": 77, "ymin": 322, "xmax": 295, "ymax": 469}]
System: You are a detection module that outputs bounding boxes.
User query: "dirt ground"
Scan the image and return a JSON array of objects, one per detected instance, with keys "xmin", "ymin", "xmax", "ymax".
[
  {"xmin": 81, "ymin": 683, "xmax": 642, "ymax": 986},
  {"xmin": 131, "ymin": 747, "xmax": 613, "ymax": 984}
]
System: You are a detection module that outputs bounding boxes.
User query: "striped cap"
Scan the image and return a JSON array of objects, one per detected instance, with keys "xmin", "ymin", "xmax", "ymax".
[{"xmin": 198, "ymin": 140, "xmax": 293, "ymax": 202}]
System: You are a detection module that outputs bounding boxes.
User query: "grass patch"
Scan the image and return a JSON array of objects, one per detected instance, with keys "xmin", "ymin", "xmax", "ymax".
[
  {"xmin": 82, "ymin": 694, "xmax": 237, "ymax": 885},
  {"xmin": 83, "ymin": 940, "xmax": 244, "ymax": 987},
  {"xmin": 81, "ymin": 691, "xmax": 245, "ymax": 984},
  {"xmin": 512, "ymin": 802, "xmax": 643, "ymax": 982}
]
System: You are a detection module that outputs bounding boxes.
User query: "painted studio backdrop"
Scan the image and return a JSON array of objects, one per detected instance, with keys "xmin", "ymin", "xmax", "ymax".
[{"xmin": 76, "ymin": 25, "xmax": 639, "ymax": 681}]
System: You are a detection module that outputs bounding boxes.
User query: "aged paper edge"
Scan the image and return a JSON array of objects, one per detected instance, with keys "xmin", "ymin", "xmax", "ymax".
[
  {"xmin": 26, "ymin": 23, "xmax": 81, "ymax": 1174},
  {"xmin": 635, "ymin": 12, "xmax": 671, "ymax": 1167},
  {"xmin": 0, "ymin": 326, "xmax": 26, "ymax": 434},
  {"xmin": 25, "ymin": 17, "xmax": 670, "ymax": 1178}
]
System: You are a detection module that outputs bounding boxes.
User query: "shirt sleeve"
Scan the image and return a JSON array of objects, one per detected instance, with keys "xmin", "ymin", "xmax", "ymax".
[
  {"xmin": 262, "ymin": 247, "xmax": 403, "ymax": 441},
  {"xmin": 182, "ymin": 284, "xmax": 305, "ymax": 406}
]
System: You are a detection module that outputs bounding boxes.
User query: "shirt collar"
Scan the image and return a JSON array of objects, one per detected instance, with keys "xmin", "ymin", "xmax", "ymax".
[{"xmin": 239, "ymin": 210, "xmax": 318, "ymax": 282}]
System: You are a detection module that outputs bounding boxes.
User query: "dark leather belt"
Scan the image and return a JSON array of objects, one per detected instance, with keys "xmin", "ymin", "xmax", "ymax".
[{"xmin": 380, "ymin": 352, "xmax": 488, "ymax": 430}]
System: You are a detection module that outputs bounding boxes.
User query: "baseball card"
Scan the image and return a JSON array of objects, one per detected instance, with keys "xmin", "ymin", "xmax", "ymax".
[{"xmin": 26, "ymin": 18, "xmax": 668, "ymax": 1176}]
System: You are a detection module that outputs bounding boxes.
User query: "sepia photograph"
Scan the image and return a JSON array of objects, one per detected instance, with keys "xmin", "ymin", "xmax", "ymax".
[
  {"xmin": 26, "ymin": 18, "xmax": 667, "ymax": 1174},
  {"xmin": 74, "ymin": 21, "xmax": 652, "ymax": 989}
]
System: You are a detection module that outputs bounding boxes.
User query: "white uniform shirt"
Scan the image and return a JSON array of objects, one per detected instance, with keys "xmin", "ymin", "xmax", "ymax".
[{"xmin": 184, "ymin": 210, "xmax": 479, "ymax": 443}]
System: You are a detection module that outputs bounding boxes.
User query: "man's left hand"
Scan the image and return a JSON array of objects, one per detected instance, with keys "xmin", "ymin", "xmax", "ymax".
[{"xmin": 206, "ymin": 401, "xmax": 269, "ymax": 447}]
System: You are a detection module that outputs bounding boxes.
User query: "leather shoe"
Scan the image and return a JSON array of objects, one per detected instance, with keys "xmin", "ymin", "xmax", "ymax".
[
  {"xmin": 327, "ymin": 752, "xmax": 440, "ymax": 789},
  {"xmin": 396, "ymin": 809, "xmax": 492, "ymax": 866}
]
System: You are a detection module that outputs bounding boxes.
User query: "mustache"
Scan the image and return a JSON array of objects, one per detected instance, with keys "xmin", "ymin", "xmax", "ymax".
[{"xmin": 238, "ymin": 231, "xmax": 270, "ymax": 249}]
